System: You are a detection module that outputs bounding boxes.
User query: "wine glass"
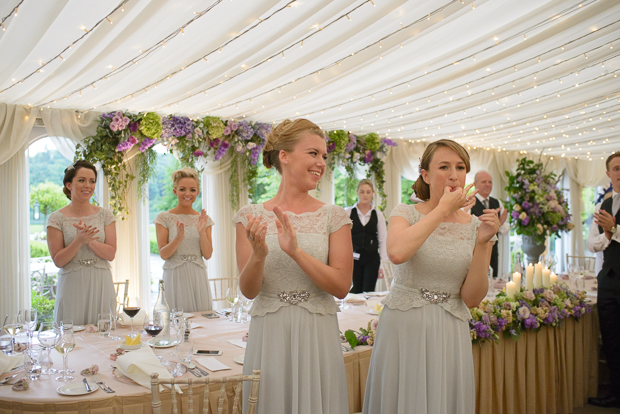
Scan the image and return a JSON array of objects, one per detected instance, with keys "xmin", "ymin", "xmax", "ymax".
[
  {"xmin": 123, "ymin": 297, "xmax": 141, "ymax": 337},
  {"xmin": 59, "ymin": 320, "xmax": 75, "ymax": 374},
  {"xmin": 2, "ymin": 314, "xmax": 23, "ymax": 355},
  {"xmin": 20, "ymin": 309, "xmax": 38, "ymax": 351},
  {"xmin": 37, "ymin": 322, "xmax": 59, "ymax": 375},
  {"xmin": 109, "ymin": 297, "xmax": 122, "ymax": 341},
  {"xmin": 54, "ymin": 327, "xmax": 75, "ymax": 382},
  {"xmin": 143, "ymin": 312, "xmax": 164, "ymax": 339},
  {"xmin": 226, "ymin": 287, "xmax": 239, "ymax": 321}
]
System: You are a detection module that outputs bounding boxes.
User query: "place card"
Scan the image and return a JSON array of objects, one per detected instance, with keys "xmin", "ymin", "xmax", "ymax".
[
  {"xmin": 227, "ymin": 339, "xmax": 247, "ymax": 349},
  {"xmin": 194, "ymin": 357, "xmax": 231, "ymax": 372}
]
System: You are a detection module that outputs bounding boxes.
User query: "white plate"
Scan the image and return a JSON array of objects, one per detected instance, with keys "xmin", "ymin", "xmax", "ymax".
[
  {"xmin": 147, "ymin": 338, "xmax": 180, "ymax": 348},
  {"xmin": 120, "ymin": 341, "xmax": 144, "ymax": 351},
  {"xmin": 233, "ymin": 355, "xmax": 244, "ymax": 365},
  {"xmin": 366, "ymin": 309, "xmax": 380, "ymax": 315},
  {"xmin": 57, "ymin": 381, "xmax": 98, "ymax": 396},
  {"xmin": 183, "ymin": 313, "xmax": 194, "ymax": 319},
  {"xmin": 73, "ymin": 326, "xmax": 85, "ymax": 332}
]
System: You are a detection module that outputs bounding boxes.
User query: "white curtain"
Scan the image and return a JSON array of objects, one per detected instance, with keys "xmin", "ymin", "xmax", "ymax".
[
  {"xmin": 0, "ymin": 104, "xmax": 38, "ymax": 165},
  {"xmin": 41, "ymin": 108, "xmax": 99, "ymax": 161},
  {"xmin": 0, "ymin": 147, "xmax": 31, "ymax": 318}
]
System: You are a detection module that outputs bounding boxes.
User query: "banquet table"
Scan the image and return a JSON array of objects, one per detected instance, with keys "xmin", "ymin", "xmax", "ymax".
[{"xmin": 0, "ymin": 284, "xmax": 599, "ymax": 414}]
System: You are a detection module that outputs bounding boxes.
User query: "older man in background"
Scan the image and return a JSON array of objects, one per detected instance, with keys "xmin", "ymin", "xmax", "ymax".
[{"xmin": 470, "ymin": 171, "xmax": 509, "ymax": 277}]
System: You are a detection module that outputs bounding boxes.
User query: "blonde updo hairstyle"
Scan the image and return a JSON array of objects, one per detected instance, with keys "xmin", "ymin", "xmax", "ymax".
[
  {"xmin": 263, "ymin": 119, "xmax": 325, "ymax": 173},
  {"xmin": 412, "ymin": 139, "xmax": 471, "ymax": 201},
  {"xmin": 172, "ymin": 167, "xmax": 200, "ymax": 190},
  {"xmin": 357, "ymin": 178, "xmax": 374, "ymax": 192}
]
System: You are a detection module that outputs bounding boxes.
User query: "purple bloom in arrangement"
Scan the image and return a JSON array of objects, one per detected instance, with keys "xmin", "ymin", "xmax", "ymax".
[
  {"xmin": 250, "ymin": 147, "xmax": 261, "ymax": 165},
  {"xmin": 522, "ymin": 216, "xmax": 530, "ymax": 226},
  {"xmin": 472, "ymin": 322, "xmax": 492, "ymax": 339},
  {"xmin": 129, "ymin": 121, "xmax": 139, "ymax": 133},
  {"xmin": 381, "ymin": 138, "xmax": 397, "ymax": 147},
  {"xmin": 358, "ymin": 335, "xmax": 369, "ymax": 343},
  {"xmin": 228, "ymin": 121, "xmax": 238, "ymax": 132},
  {"xmin": 139, "ymin": 138, "xmax": 156, "ymax": 153},
  {"xmin": 523, "ymin": 315, "xmax": 539, "ymax": 329},
  {"xmin": 511, "ymin": 211, "xmax": 520, "ymax": 219},
  {"xmin": 345, "ymin": 134, "xmax": 357, "ymax": 152},
  {"xmin": 236, "ymin": 121, "xmax": 254, "ymax": 141},
  {"xmin": 128, "ymin": 136, "xmax": 138, "ymax": 145},
  {"xmin": 497, "ymin": 317, "xmax": 507, "ymax": 330},
  {"xmin": 209, "ymin": 138, "xmax": 221, "ymax": 148},
  {"xmin": 530, "ymin": 203, "xmax": 542, "ymax": 217},
  {"xmin": 254, "ymin": 123, "xmax": 271, "ymax": 142},
  {"xmin": 551, "ymin": 225, "xmax": 558, "ymax": 232},
  {"xmin": 215, "ymin": 141, "xmax": 230, "ymax": 161},
  {"xmin": 503, "ymin": 301, "xmax": 512, "ymax": 310},
  {"xmin": 193, "ymin": 150, "xmax": 204, "ymax": 157},
  {"xmin": 327, "ymin": 142, "xmax": 336, "ymax": 153},
  {"xmin": 364, "ymin": 150, "xmax": 373, "ymax": 163},
  {"xmin": 223, "ymin": 126, "xmax": 232, "ymax": 136},
  {"xmin": 162, "ymin": 116, "xmax": 194, "ymax": 139},
  {"xmin": 509, "ymin": 329, "xmax": 517, "ymax": 336},
  {"xmin": 482, "ymin": 313, "xmax": 490, "ymax": 325},
  {"xmin": 522, "ymin": 200, "xmax": 531, "ymax": 209},
  {"xmin": 116, "ymin": 140, "xmax": 133, "ymax": 152}
]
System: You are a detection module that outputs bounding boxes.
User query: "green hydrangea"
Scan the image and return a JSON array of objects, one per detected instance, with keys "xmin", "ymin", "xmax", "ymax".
[
  {"xmin": 203, "ymin": 116, "xmax": 225, "ymax": 138},
  {"xmin": 139, "ymin": 112, "xmax": 162, "ymax": 139},
  {"xmin": 364, "ymin": 133, "xmax": 380, "ymax": 152},
  {"xmin": 328, "ymin": 130, "xmax": 348, "ymax": 153}
]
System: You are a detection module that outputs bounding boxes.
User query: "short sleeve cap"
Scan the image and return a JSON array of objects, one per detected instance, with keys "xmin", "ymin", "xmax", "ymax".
[{"xmin": 328, "ymin": 205, "xmax": 352, "ymax": 233}]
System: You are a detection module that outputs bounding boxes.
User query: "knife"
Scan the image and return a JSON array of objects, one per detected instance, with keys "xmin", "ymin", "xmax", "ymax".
[
  {"xmin": 83, "ymin": 378, "xmax": 92, "ymax": 392},
  {"xmin": 188, "ymin": 362, "xmax": 208, "ymax": 376}
]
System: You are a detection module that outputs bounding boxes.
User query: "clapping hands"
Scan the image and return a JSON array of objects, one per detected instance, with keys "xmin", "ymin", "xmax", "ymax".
[
  {"xmin": 273, "ymin": 206, "xmax": 299, "ymax": 258},
  {"xmin": 477, "ymin": 208, "xmax": 500, "ymax": 243},
  {"xmin": 197, "ymin": 209, "xmax": 210, "ymax": 233},
  {"xmin": 72, "ymin": 220, "xmax": 99, "ymax": 245},
  {"xmin": 245, "ymin": 214, "xmax": 268, "ymax": 258}
]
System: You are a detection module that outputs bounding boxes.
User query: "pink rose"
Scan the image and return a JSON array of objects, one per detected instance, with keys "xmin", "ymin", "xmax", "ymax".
[
  {"xmin": 517, "ymin": 306, "xmax": 530, "ymax": 320},
  {"xmin": 370, "ymin": 318, "xmax": 379, "ymax": 331},
  {"xmin": 543, "ymin": 290, "xmax": 555, "ymax": 302},
  {"xmin": 110, "ymin": 354, "xmax": 118, "ymax": 361},
  {"xmin": 110, "ymin": 122, "xmax": 118, "ymax": 132}
]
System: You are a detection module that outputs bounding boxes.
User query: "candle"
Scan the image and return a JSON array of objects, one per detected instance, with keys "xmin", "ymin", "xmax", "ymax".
[
  {"xmin": 526, "ymin": 263, "xmax": 534, "ymax": 291},
  {"xmin": 506, "ymin": 281, "xmax": 517, "ymax": 300},
  {"xmin": 550, "ymin": 273, "xmax": 558, "ymax": 285},
  {"xmin": 513, "ymin": 272, "xmax": 522, "ymax": 291},
  {"xmin": 534, "ymin": 263, "xmax": 543, "ymax": 288},
  {"xmin": 542, "ymin": 267, "xmax": 551, "ymax": 288}
]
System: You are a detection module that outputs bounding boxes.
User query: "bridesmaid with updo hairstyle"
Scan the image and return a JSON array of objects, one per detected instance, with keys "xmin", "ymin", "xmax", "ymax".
[
  {"xmin": 234, "ymin": 119, "xmax": 353, "ymax": 414},
  {"xmin": 47, "ymin": 160, "xmax": 117, "ymax": 325},
  {"xmin": 155, "ymin": 167, "xmax": 214, "ymax": 312}
]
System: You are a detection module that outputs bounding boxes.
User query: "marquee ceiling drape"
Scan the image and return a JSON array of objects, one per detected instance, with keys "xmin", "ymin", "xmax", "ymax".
[{"xmin": 1, "ymin": 0, "xmax": 618, "ymax": 161}]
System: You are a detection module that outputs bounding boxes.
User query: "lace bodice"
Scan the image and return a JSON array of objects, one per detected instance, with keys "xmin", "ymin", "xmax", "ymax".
[
  {"xmin": 383, "ymin": 203, "xmax": 494, "ymax": 321},
  {"xmin": 47, "ymin": 208, "xmax": 115, "ymax": 274},
  {"xmin": 233, "ymin": 204, "xmax": 352, "ymax": 316},
  {"xmin": 154, "ymin": 212, "xmax": 214, "ymax": 269}
]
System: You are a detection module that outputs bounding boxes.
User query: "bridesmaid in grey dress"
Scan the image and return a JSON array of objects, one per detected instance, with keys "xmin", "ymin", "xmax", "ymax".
[
  {"xmin": 234, "ymin": 119, "xmax": 353, "ymax": 414},
  {"xmin": 47, "ymin": 160, "xmax": 116, "ymax": 326},
  {"xmin": 362, "ymin": 140, "xmax": 499, "ymax": 414},
  {"xmin": 155, "ymin": 167, "xmax": 213, "ymax": 312}
]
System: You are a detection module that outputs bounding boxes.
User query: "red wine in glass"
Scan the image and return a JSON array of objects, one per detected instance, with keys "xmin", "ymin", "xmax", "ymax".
[
  {"xmin": 123, "ymin": 296, "xmax": 141, "ymax": 336},
  {"xmin": 124, "ymin": 307, "xmax": 140, "ymax": 318},
  {"xmin": 144, "ymin": 325, "xmax": 163, "ymax": 337}
]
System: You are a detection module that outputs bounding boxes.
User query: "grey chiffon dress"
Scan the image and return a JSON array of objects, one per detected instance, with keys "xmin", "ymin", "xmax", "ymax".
[
  {"xmin": 233, "ymin": 204, "xmax": 352, "ymax": 414},
  {"xmin": 48, "ymin": 208, "xmax": 116, "ymax": 326},
  {"xmin": 363, "ymin": 203, "xmax": 491, "ymax": 414},
  {"xmin": 154, "ymin": 212, "xmax": 214, "ymax": 312}
]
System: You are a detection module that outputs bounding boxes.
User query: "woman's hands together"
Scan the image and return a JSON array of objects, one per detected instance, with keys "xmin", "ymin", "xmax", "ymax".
[
  {"xmin": 246, "ymin": 214, "xmax": 269, "ymax": 258},
  {"xmin": 478, "ymin": 209, "xmax": 501, "ymax": 243},
  {"xmin": 438, "ymin": 183, "xmax": 478, "ymax": 215},
  {"xmin": 273, "ymin": 206, "xmax": 299, "ymax": 258},
  {"xmin": 72, "ymin": 220, "xmax": 99, "ymax": 245}
]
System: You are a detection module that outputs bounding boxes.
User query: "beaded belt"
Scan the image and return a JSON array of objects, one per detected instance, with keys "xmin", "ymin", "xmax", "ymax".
[
  {"xmin": 419, "ymin": 288, "xmax": 451, "ymax": 304},
  {"xmin": 77, "ymin": 258, "xmax": 98, "ymax": 266},
  {"xmin": 277, "ymin": 290, "xmax": 310, "ymax": 304},
  {"xmin": 180, "ymin": 255, "xmax": 197, "ymax": 262}
]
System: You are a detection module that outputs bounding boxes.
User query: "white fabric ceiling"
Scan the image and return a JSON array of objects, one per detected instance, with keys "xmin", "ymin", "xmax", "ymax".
[{"xmin": 1, "ymin": 0, "xmax": 619, "ymax": 159}]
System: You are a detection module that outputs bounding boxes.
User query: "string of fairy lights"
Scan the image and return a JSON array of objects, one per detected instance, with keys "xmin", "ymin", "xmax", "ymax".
[
  {"xmin": 0, "ymin": 0, "xmax": 129, "ymax": 94},
  {"xmin": 207, "ymin": 0, "xmax": 602, "ymax": 116},
  {"xmin": 0, "ymin": 0, "xmax": 23, "ymax": 32}
]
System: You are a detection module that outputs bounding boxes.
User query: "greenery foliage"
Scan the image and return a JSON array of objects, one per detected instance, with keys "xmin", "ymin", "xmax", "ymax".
[
  {"xmin": 504, "ymin": 157, "xmax": 573, "ymax": 245},
  {"xmin": 31, "ymin": 289, "xmax": 55, "ymax": 324},
  {"xmin": 29, "ymin": 181, "xmax": 68, "ymax": 225},
  {"xmin": 30, "ymin": 240, "xmax": 50, "ymax": 258}
]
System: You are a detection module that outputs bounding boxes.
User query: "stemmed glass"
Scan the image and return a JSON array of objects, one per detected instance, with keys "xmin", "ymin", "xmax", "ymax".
[
  {"xmin": 37, "ymin": 322, "xmax": 59, "ymax": 375},
  {"xmin": 20, "ymin": 309, "xmax": 38, "ymax": 351},
  {"xmin": 123, "ymin": 297, "xmax": 141, "ymax": 337},
  {"xmin": 226, "ymin": 287, "xmax": 239, "ymax": 321},
  {"xmin": 109, "ymin": 298, "xmax": 122, "ymax": 341},
  {"xmin": 2, "ymin": 314, "xmax": 23, "ymax": 355},
  {"xmin": 54, "ymin": 327, "xmax": 75, "ymax": 382},
  {"xmin": 169, "ymin": 308, "xmax": 184, "ymax": 354},
  {"xmin": 143, "ymin": 312, "xmax": 164, "ymax": 340},
  {"xmin": 60, "ymin": 320, "xmax": 74, "ymax": 373}
]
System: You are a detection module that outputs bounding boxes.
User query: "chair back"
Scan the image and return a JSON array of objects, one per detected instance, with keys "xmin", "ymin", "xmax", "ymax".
[
  {"xmin": 113, "ymin": 279, "xmax": 129, "ymax": 305},
  {"xmin": 209, "ymin": 277, "xmax": 239, "ymax": 307},
  {"xmin": 565, "ymin": 254, "xmax": 596, "ymax": 273},
  {"xmin": 150, "ymin": 370, "xmax": 260, "ymax": 414},
  {"xmin": 381, "ymin": 261, "xmax": 395, "ymax": 292}
]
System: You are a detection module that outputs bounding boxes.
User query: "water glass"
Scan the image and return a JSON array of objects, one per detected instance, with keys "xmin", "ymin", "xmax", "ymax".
[
  {"xmin": 20, "ymin": 309, "xmax": 38, "ymax": 351},
  {"xmin": 176, "ymin": 336, "xmax": 193, "ymax": 363},
  {"xmin": 54, "ymin": 327, "xmax": 75, "ymax": 382},
  {"xmin": 97, "ymin": 313, "xmax": 111, "ymax": 337},
  {"xmin": 2, "ymin": 314, "xmax": 23, "ymax": 355},
  {"xmin": 37, "ymin": 322, "xmax": 59, "ymax": 375},
  {"xmin": 24, "ymin": 349, "xmax": 41, "ymax": 380}
]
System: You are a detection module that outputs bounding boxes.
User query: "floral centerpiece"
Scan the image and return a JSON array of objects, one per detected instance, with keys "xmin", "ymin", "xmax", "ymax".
[
  {"xmin": 504, "ymin": 157, "xmax": 573, "ymax": 245},
  {"xmin": 343, "ymin": 317, "xmax": 380, "ymax": 349},
  {"xmin": 469, "ymin": 283, "xmax": 592, "ymax": 344},
  {"xmin": 75, "ymin": 111, "xmax": 159, "ymax": 217},
  {"xmin": 325, "ymin": 132, "xmax": 397, "ymax": 211}
]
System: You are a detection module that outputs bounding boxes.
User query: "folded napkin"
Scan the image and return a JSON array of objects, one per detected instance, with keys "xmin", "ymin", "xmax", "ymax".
[
  {"xmin": 115, "ymin": 345, "xmax": 181, "ymax": 392},
  {"xmin": 227, "ymin": 339, "xmax": 247, "ymax": 349},
  {"xmin": 344, "ymin": 293, "xmax": 366, "ymax": 304},
  {"xmin": 194, "ymin": 357, "xmax": 231, "ymax": 372},
  {"xmin": 0, "ymin": 352, "xmax": 23, "ymax": 375},
  {"xmin": 190, "ymin": 322, "xmax": 203, "ymax": 330}
]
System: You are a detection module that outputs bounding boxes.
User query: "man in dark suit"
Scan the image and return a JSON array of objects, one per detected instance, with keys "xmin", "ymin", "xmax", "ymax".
[
  {"xmin": 470, "ymin": 171, "xmax": 509, "ymax": 278},
  {"xmin": 587, "ymin": 152, "xmax": 620, "ymax": 407}
]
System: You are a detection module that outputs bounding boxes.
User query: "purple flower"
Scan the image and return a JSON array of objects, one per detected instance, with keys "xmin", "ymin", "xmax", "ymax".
[
  {"xmin": 551, "ymin": 225, "xmax": 558, "ymax": 232},
  {"xmin": 116, "ymin": 140, "xmax": 132, "ymax": 152},
  {"xmin": 193, "ymin": 150, "xmax": 204, "ymax": 157},
  {"xmin": 110, "ymin": 122, "xmax": 119, "ymax": 132},
  {"xmin": 523, "ymin": 315, "xmax": 539, "ymax": 329},
  {"xmin": 215, "ymin": 141, "xmax": 230, "ymax": 160},
  {"xmin": 327, "ymin": 142, "xmax": 336, "ymax": 153},
  {"xmin": 482, "ymin": 313, "xmax": 490, "ymax": 325},
  {"xmin": 250, "ymin": 147, "xmax": 261, "ymax": 165},
  {"xmin": 522, "ymin": 216, "xmax": 530, "ymax": 226},
  {"xmin": 129, "ymin": 121, "xmax": 139, "ymax": 133},
  {"xmin": 530, "ymin": 203, "xmax": 542, "ymax": 217},
  {"xmin": 345, "ymin": 134, "xmax": 357, "ymax": 152},
  {"xmin": 522, "ymin": 201, "xmax": 531, "ymax": 209},
  {"xmin": 236, "ymin": 121, "xmax": 254, "ymax": 140},
  {"xmin": 381, "ymin": 138, "xmax": 397, "ymax": 147},
  {"xmin": 223, "ymin": 126, "xmax": 232, "ymax": 136},
  {"xmin": 358, "ymin": 335, "xmax": 369, "ymax": 343},
  {"xmin": 364, "ymin": 150, "xmax": 373, "ymax": 163},
  {"xmin": 511, "ymin": 211, "xmax": 520, "ymax": 219},
  {"xmin": 162, "ymin": 116, "xmax": 194, "ymax": 139},
  {"xmin": 139, "ymin": 138, "xmax": 156, "ymax": 152},
  {"xmin": 254, "ymin": 123, "xmax": 271, "ymax": 141},
  {"xmin": 209, "ymin": 138, "xmax": 221, "ymax": 148}
]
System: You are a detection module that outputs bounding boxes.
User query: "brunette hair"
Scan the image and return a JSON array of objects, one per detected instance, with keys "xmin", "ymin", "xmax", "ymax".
[
  {"xmin": 412, "ymin": 139, "xmax": 471, "ymax": 201},
  {"xmin": 171, "ymin": 167, "xmax": 200, "ymax": 189},
  {"xmin": 605, "ymin": 152, "xmax": 620, "ymax": 171},
  {"xmin": 357, "ymin": 179, "xmax": 374, "ymax": 192},
  {"xmin": 62, "ymin": 160, "xmax": 97, "ymax": 200},
  {"xmin": 262, "ymin": 119, "xmax": 325, "ymax": 173}
]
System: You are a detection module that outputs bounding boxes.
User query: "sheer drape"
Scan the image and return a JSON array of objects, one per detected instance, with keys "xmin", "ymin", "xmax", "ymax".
[{"xmin": 0, "ymin": 104, "xmax": 38, "ymax": 165}]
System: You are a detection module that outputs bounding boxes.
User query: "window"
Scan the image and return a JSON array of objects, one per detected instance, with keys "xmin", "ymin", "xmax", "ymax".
[{"xmin": 401, "ymin": 176, "xmax": 416, "ymax": 204}]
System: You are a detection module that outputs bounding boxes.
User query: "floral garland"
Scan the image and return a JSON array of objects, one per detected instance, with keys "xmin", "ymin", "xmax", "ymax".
[
  {"xmin": 75, "ymin": 110, "xmax": 397, "ymax": 215},
  {"xmin": 325, "ymin": 131, "xmax": 397, "ymax": 211},
  {"xmin": 469, "ymin": 283, "xmax": 592, "ymax": 344},
  {"xmin": 504, "ymin": 157, "xmax": 573, "ymax": 245}
]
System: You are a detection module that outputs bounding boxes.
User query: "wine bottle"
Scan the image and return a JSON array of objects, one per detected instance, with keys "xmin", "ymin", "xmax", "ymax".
[{"xmin": 153, "ymin": 280, "xmax": 171, "ymax": 346}]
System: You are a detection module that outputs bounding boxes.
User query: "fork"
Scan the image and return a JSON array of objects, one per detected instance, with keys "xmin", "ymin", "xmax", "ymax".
[{"xmin": 94, "ymin": 374, "xmax": 115, "ymax": 393}]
